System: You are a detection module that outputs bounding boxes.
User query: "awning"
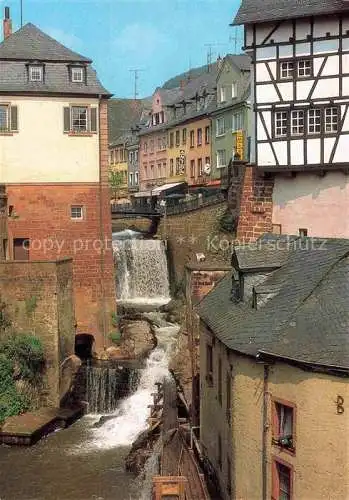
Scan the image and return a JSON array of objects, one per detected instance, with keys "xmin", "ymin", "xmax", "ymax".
[
  {"xmin": 132, "ymin": 190, "xmax": 152, "ymax": 198},
  {"xmin": 151, "ymin": 182, "xmax": 186, "ymax": 196}
]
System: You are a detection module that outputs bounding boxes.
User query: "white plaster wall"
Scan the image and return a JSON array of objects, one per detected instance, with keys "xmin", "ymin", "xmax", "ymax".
[
  {"xmin": 307, "ymin": 138, "xmax": 321, "ymax": 164},
  {"xmin": 273, "ymin": 172, "xmax": 349, "ymax": 238},
  {"xmin": 296, "ymin": 80, "xmax": 313, "ymax": 100},
  {"xmin": 291, "ymin": 140, "xmax": 304, "ymax": 165},
  {"xmin": 0, "ymin": 96, "xmax": 100, "ymax": 183},
  {"xmin": 278, "ymin": 82, "xmax": 293, "ymax": 101},
  {"xmin": 258, "ymin": 142, "xmax": 275, "ymax": 166},
  {"xmin": 322, "ymin": 55, "xmax": 339, "ymax": 76},
  {"xmin": 312, "ymin": 78, "xmax": 339, "ymax": 99},
  {"xmin": 256, "ymin": 84, "xmax": 279, "ymax": 103}
]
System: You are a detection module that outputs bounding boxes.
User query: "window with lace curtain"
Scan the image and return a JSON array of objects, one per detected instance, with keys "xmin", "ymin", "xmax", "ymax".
[{"xmin": 272, "ymin": 399, "xmax": 295, "ymax": 452}]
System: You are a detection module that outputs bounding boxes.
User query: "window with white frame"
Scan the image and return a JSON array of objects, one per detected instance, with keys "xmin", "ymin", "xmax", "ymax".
[
  {"xmin": 220, "ymin": 86, "xmax": 227, "ymax": 102},
  {"xmin": 129, "ymin": 173, "xmax": 134, "ymax": 186},
  {"xmin": 298, "ymin": 59, "xmax": 311, "ymax": 77},
  {"xmin": 216, "ymin": 149, "xmax": 226, "ymax": 168},
  {"xmin": 71, "ymin": 205, "xmax": 83, "ymax": 220},
  {"xmin": 29, "ymin": 65, "xmax": 43, "ymax": 82},
  {"xmin": 308, "ymin": 109, "xmax": 321, "ymax": 134},
  {"xmin": 71, "ymin": 106, "xmax": 88, "ymax": 132},
  {"xmin": 0, "ymin": 104, "xmax": 9, "ymax": 131},
  {"xmin": 280, "ymin": 61, "xmax": 294, "ymax": 79},
  {"xmin": 216, "ymin": 117, "xmax": 225, "ymax": 136},
  {"xmin": 232, "ymin": 111, "xmax": 244, "ymax": 132},
  {"xmin": 291, "ymin": 110, "xmax": 304, "ymax": 135},
  {"xmin": 325, "ymin": 107, "xmax": 339, "ymax": 133},
  {"xmin": 232, "ymin": 83, "xmax": 237, "ymax": 99},
  {"xmin": 275, "ymin": 111, "xmax": 288, "ymax": 137},
  {"xmin": 135, "ymin": 172, "xmax": 139, "ymax": 185},
  {"xmin": 71, "ymin": 67, "xmax": 84, "ymax": 83}
]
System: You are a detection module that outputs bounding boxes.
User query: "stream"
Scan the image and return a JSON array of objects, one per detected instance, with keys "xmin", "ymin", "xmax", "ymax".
[{"xmin": 0, "ymin": 232, "xmax": 179, "ymax": 500}]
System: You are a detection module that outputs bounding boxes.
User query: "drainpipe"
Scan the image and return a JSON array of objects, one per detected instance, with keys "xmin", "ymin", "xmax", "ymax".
[
  {"xmin": 98, "ymin": 95, "xmax": 107, "ymax": 349},
  {"xmin": 262, "ymin": 363, "xmax": 270, "ymax": 500}
]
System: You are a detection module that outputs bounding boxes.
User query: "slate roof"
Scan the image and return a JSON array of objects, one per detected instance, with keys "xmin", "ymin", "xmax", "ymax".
[
  {"xmin": 0, "ymin": 23, "xmax": 90, "ymax": 62},
  {"xmin": 0, "ymin": 23, "xmax": 110, "ymax": 96},
  {"xmin": 108, "ymin": 98, "xmax": 151, "ymax": 145},
  {"xmin": 162, "ymin": 61, "xmax": 220, "ymax": 90},
  {"xmin": 233, "ymin": 0, "xmax": 349, "ymax": 25},
  {"xmin": 225, "ymin": 54, "xmax": 251, "ymax": 72},
  {"xmin": 197, "ymin": 235, "xmax": 349, "ymax": 373},
  {"xmin": 0, "ymin": 61, "xmax": 109, "ymax": 95}
]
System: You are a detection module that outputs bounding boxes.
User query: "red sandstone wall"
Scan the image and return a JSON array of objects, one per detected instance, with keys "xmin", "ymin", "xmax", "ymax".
[
  {"xmin": 7, "ymin": 99, "xmax": 116, "ymax": 350},
  {"xmin": 230, "ymin": 166, "xmax": 274, "ymax": 243}
]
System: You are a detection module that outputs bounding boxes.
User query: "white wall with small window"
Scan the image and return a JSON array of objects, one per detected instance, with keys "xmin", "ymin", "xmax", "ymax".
[{"xmin": 0, "ymin": 96, "xmax": 100, "ymax": 183}]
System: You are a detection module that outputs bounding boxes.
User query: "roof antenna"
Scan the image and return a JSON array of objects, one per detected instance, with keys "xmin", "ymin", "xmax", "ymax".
[{"xmin": 20, "ymin": 0, "xmax": 23, "ymax": 27}]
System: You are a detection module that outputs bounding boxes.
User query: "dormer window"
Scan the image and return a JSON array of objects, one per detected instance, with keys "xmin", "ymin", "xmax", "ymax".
[
  {"xmin": 29, "ymin": 65, "xmax": 43, "ymax": 82},
  {"xmin": 71, "ymin": 67, "xmax": 84, "ymax": 83}
]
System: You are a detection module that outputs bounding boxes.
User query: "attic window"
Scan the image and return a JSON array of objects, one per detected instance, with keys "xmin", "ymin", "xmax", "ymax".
[
  {"xmin": 29, "ymin": 65, "xmax": 43, "ymax": 82},
  {"xmin": 71, "ymin": 67, "xmax": 84, "ymax": 83}
]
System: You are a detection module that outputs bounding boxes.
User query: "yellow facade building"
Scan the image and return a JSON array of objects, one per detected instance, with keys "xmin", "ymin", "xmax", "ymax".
[{"xmin": 197, "ymin": 236, "xmax": 349, "ymax": 500}]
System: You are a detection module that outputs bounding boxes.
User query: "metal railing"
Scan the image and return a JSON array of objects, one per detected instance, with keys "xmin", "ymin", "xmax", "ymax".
[{"xmin": 111, "ymin": 192, "xmax": 226, "ymax": 217}]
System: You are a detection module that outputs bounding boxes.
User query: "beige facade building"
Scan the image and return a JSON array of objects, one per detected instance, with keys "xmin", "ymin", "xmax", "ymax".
[{"xmin": 197, "ymin": 236, "xmax": 349, "ymax": 500}]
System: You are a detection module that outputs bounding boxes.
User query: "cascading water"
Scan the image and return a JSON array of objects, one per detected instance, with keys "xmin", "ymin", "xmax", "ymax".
[
  {"xmin": 113, "ymin": 234, "xmax": 170, "ymax": 307},
  {"xmin": 88, "ymin": 323, "xmax": 179, "ymax": 450},
  {"xmin": 86, "ymin": 364, "xmax": 140, "ymax": 414}
]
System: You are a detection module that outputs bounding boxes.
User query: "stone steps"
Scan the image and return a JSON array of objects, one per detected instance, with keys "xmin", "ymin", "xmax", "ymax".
[{"xmin": 0, "ymin": 405, "xmax": 85, "ymax": 446}]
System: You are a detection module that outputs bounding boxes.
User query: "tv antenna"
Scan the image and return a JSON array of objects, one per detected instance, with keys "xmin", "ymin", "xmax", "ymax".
[
  {"xmin": 204, "ymin": 43, "xmax": 228, "ymax": 68},
  {"xmin": 229, "ymin": 28, "xmax": 244, "ymax": 54},
  {"xmin": 129, "ymin": 69, "xmax": 145, "ymax": 100}
]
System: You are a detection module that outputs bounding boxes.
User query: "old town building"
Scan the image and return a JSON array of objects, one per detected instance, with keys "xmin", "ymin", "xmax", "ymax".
[
  {"xmin": 0, "ymin": 12, "xmax": 116, "ymax": 349},
  {"xmin": 197, "ymin": 235, "xmax": 349, "ymax": 500},
  {"xmin": 233, "ymin": 0, "xmax": 349, "ymax": 238},
  {"xmin": 211, "ymin": 55, "xmax": 251, "ymax": 185}
]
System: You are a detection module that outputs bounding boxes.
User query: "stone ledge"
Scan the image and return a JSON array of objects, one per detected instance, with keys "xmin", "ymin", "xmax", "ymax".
[{"xmin": 0, "ymin": 405, "xmax": 85, "ymax": 446}]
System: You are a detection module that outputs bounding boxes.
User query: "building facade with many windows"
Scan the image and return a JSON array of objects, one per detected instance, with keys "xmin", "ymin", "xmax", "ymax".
[
  {"xmin": 234, "ymin": 0, "xmax": 349, "ymax": 238},
  {"xmin": 197, "ymin": 236, "xmax": 349, "ymax": 500},
  {"xmin": 0, "ymin": 15, "xmax": 116, "ymax": 348}
]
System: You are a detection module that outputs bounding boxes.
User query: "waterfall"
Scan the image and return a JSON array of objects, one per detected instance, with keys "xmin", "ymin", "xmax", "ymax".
[
  {"xmin": 113, "ymin": 236, "xmax": 170, "ymax": 307},
  {"xmin": 80, "ymin": 323, "xmax": 180, "ymax": 451},
  {"xmin": 86, "ymin": 364, "xmax": 140, "ymax": 414}
]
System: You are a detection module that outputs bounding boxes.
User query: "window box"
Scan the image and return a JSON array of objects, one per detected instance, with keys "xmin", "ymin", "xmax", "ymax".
[
  {"xmin": 64, "ymin": 106, "xmax": 97, "ymax": 134},
  {"xmin": 272, "ymin": 399, "xmax": 296, "ymax": 454}
]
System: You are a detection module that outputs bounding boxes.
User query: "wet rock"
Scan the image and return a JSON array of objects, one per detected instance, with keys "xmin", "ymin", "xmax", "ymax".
[
  {"xmin": 92, "ymin": 349, "xmax": 109, "ymax": 361},
  {"xmin": 125, "ymin": 428, "xmax": 160, "ymax": 475},
  {"xmin": 60, "ymin": 354, "xmax": 82, "ymax": 405},
  {"xmin": 120, "ymin": 320, "xmax": 157, "ymax": 359},
  {"xmin": 93, "ymin": 415, "xmax": 116, "ymax": 428},
  {"xmin": 106, "ymin": 346, "xmax": 129, "ymax": 360}
]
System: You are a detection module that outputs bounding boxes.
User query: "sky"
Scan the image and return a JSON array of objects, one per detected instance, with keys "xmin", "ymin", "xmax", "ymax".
[{"xmin": 1, "ymin": 0, "xmax": 243, "ymax": 98}]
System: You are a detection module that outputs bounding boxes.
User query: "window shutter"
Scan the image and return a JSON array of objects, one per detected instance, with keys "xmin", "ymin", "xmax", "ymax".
[
  {"xmin": 10, "ymin": 106, "xmax": 18, "ymax": 131},
  {"xmin": 90, "ymin": 107, "xmax": 97, "ymax": 133},
  {"xmin": 271, "ymin": 461, "xmax": 279, "ymax": 500},
  {"xmin": 63, "ymin": 107, "xmax": 71, "ymax": 132}
]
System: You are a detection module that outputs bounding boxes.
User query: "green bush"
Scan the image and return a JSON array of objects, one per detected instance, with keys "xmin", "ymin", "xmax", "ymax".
[
  {"xmin": 0, "ymin": 334, "xmax": 44, "ymax": 383},
  {"xmin": 109, "ymin": 331, "xmax": 121, "ymax": 345},
  {"xmin": 0, "ymin": 335, "xmax": 44, "ymax": 423}
]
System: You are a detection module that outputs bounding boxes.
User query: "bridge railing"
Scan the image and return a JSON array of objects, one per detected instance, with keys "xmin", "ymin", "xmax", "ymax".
[{"xmin": 111, "ymin": 192, "xmax": 226, "ymax": 216}]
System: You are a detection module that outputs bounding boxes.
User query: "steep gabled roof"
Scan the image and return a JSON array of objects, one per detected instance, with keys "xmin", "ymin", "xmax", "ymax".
[
  {"xmin": 0, "ymin": 23, "xmax": 91, "ymax": 62},
  {"xmin": 108, "ymin": 98, "xmax": 151, "ymax": 145},
  {"xmin": 233, "ymin": 0, "xmax": 349, "ymax": 26},
  {"xmin": 197, "ymin": 235, "xmax": 349, "ymax": 373}
]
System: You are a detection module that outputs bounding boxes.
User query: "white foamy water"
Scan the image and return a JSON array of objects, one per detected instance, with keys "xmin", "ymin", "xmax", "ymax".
[
  {"xmin": 113, "ymin": 238, "xmax": 170, "ymax": 305},
  {"xmin": 71, "ymin": 325, "xmax": 180, "ymax": 453}
]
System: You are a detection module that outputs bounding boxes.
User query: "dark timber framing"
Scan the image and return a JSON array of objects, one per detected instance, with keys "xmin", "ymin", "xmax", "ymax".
[{"xmin": 251, "ymin": 12, "xmax": 349, "ymax": 172}]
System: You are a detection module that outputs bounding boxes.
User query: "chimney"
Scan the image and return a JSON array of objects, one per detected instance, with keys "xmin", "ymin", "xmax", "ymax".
[
  {"xmin": 3, "ymin": 7, "xmax": 12, "ymax": 40},
  {"xmin": 180, "ymin": 79, "xmax": 185, "ymax": 90},
  {"xmin": 217, "ymin": 54, "xmax": 223, "ymax": 69}
]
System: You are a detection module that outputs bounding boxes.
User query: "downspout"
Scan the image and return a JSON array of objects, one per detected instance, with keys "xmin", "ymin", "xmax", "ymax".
[
  {"xmin": 262, "ymin": 363, "xmax": 270, "ymax": 500},
  {"xmin": 98, "ymin": 95, "xmax": 107, "ymax": 349}
]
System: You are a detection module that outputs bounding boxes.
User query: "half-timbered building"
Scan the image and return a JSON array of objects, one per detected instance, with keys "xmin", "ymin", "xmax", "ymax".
[{"xmin": 233, "ymin": 0, "xmax": 349, "ymax": 238}]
